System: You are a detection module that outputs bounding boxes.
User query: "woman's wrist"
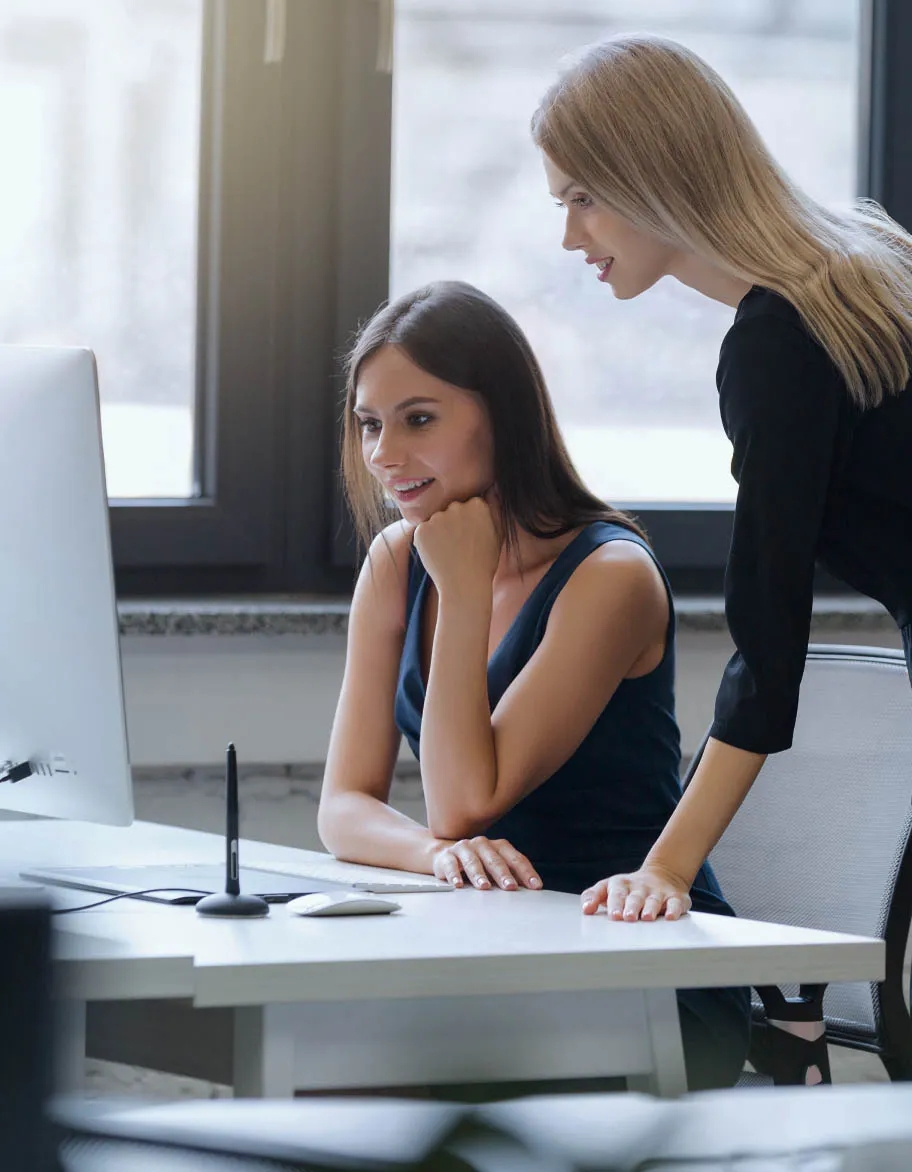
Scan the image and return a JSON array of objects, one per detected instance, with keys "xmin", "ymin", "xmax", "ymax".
[
  {"xmin": 435, "ymin": 584, "xmax": 492, "ymax": 620},
  {"xmin": 641, "ymin": 849, "xmax": 696, "ymax": 889},
  {"xmin": 416, "ymin": 833, "xmax": 450, "ymax": 870}
]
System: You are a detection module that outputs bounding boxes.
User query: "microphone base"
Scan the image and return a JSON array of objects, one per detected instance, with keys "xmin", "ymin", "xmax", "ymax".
[{"xmin": 195, "ymin": 891, "xmax": 270, "ymax": 918}]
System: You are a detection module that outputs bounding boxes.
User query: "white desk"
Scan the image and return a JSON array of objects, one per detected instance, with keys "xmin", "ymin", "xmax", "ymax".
[{"xmin": 0, "ymin": 819, "xmax": 885, "ymax": 1098}]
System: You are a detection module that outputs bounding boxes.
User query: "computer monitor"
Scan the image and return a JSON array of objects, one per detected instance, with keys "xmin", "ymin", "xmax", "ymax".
[{"xmin": 0, "ymin": 346, "xmax": 133, "ymax": 826}]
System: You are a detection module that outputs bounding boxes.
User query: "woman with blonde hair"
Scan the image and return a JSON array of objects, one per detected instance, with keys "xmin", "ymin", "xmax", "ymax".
[{"xmin": 533, "ymin": 34, "xmax": 912, "ymax": 922}]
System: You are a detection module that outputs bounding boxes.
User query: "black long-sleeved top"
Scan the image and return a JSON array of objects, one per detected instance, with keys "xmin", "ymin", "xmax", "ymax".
[{"xmin": 711, "ymin": 286, "xmax": 912, "ymax": 754}]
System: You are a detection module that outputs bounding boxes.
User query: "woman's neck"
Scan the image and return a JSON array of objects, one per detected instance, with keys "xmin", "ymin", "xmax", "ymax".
[
  {"xmin": 495, "ymin": 521, "xmax": 583, "ymax": 583},
  {"xmin": 670, "ymin": 252, "xmax": 753, "ymax": 308}
]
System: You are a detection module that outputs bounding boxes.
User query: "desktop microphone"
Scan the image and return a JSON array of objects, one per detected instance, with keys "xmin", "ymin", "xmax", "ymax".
[{"xmin": 195, "ymin": 743, "xmax": 269, "ymax": 918}]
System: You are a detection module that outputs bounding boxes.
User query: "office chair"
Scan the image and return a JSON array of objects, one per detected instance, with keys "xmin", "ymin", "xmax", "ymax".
[{"xmin": 684, "ymin": 644, "xmax": 912, "ymax": 1085}]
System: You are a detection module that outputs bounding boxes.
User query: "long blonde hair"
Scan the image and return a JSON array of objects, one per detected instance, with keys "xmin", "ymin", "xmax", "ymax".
[{"xmin": 532, "ymin": 33, "xmax": 912, "ymax": 409}]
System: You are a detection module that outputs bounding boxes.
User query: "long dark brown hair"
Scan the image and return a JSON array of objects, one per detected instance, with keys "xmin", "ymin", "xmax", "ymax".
[{"xmin": 340, "ymin": 280, "xmax": 646, "ymax": 557}]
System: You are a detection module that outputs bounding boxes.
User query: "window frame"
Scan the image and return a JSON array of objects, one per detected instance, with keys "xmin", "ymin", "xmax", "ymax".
[
  {"xmin": 113, "ymin": 0, "xmax": 907, "ymax": 598},
  {"xmin": 114, "ymin": 0, "xmax": 388, "ymax": 596}
]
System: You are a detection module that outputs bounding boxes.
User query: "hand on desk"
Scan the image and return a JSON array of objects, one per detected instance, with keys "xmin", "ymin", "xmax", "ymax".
[
  {"xmin": 581, "ymin": 863, "xmax": 692, "ymax": 921},
  {"xmin": 431, "ymin": 836, "xmax": 542, "ymax": 891}
]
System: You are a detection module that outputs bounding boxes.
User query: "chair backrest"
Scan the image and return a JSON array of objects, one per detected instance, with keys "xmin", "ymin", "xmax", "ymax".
[{"xmin": 689, "ymin": 644, "xmax": 912, "ymax": 1040}]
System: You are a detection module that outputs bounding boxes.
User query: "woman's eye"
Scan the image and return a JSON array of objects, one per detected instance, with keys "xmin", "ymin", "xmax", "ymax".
[
  {"xmin": 571, "ymin": 194, "xmax": 593, "ymax": 209},
  {"xmin": 357, "ymin": 417, "xmax": 380, "ymax": 434},
  {"xmin": 407, "ymin": 413, "xmax": 433, "ymax": 427}
]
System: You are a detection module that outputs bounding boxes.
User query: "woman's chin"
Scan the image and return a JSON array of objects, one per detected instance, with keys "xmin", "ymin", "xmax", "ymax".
[{"xmin": 397, "ymin": 498, "xmax": 438, "ymax": 522}]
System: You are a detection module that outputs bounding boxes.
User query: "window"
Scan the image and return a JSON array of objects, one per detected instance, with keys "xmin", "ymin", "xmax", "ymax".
[
  {"xmin": 3, "ymin": 0, "xmax": 908, "ymax": 594},
  {"xmin": 391, "ymin": 1, "xmax": 862, "ymax": 547},
  {"xmin": 0, "ymin": 0, "xmax": 391, "ymax": 594},
  {"xmin": 0, "ymin": 0, "xmax": 203, "ymax": 500},
  {"xmin": 384, "ymin": 0, "xmax": 910, "ymax": 592}
]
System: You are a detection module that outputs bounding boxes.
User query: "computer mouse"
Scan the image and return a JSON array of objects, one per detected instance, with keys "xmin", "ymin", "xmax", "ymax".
[{"xmin": 286, "ymin": 891, "xmax": 401, "ymax": 917}]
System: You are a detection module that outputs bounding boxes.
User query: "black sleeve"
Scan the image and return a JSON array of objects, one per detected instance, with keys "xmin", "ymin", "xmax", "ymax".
[{"xmin": 710, "ymin": 312, "xmax": 843, "ymax": 754}]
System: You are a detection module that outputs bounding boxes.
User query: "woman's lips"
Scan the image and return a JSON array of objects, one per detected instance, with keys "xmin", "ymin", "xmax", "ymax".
[
  {"xmin": 586, "ymin": 255, "xmax": 614, "ymax": 282},
  {"xmin": 391, "ymin": 478, "xmax": 434, "ymax": 503}
]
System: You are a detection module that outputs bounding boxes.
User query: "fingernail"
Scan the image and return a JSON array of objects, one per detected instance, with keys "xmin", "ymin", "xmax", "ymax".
[
  {"xmin": 476, "ymin": 878, "xmax": 489, "ymax": 888},
  {"xmin": 502, "ymin": 878, "xmax": 515, "ymax": 889},
  {"xmin": 529, "ymin": 877, "xmax": 542, "ymax": 889}
]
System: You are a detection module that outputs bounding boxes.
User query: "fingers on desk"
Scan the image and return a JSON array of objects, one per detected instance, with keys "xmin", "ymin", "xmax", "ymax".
[
  {"xmin": 580, "ymin": 876, "xmax": 693, "ymax": 921},
  {"xmin": 434, "ymin": 837, "xmax": 542, "ymax": 892}
]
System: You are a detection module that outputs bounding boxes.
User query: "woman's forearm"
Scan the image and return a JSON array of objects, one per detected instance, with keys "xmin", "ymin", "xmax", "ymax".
[
  {"xmin": 318, "ymin": 791, "xmax": 446, "ymax": 874},
  {"xmin": 644, "ymin": 737, "xmax": 767, "ymax": 885},
  {"xmin": 420, "ymin": 590, "xmax": 498, "ymax": 839}
]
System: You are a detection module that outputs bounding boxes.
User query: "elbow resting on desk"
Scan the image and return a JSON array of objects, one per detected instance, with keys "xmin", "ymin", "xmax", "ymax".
[
  {"xmin": 426, "ymin": 809, "xmax": 492, "ymax": 843},
  {"xmin": 423, "ymin": 755, "xmax": 540, "ymax": 842},
  {"xmin": 424, "ymin": 777, "xmax": 509, "ymax": 842},
  {"xmin": 316, "ymin": 791, "xmax": 372, "ymax": 860},
  {"xmin": 315, "ymin": 800, "xmax": 342, "ymax": 857}
]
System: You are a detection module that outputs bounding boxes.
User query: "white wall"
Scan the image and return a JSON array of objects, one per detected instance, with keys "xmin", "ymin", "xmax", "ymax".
[{"xmin": 120, "ymin": 625, "xmax": 905, "ymax": 769}]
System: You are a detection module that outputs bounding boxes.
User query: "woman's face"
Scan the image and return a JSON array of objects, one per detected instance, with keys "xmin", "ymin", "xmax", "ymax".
[
  {"xmin": 543, "ymin": 156, "xmax": 678, "ymax": 300},
  {"xmin": 354, "ymin": 344, "xmax": 495, "ymax": 522}
]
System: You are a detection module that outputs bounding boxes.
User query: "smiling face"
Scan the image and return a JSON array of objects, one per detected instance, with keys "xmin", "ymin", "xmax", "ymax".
[
  {"xmin": 353, "ymin": 344, "xmax": 495, "ymax": 522},
  {"xmin": 543, "ymin": 156, "xmax": 679, "ymax": 300}
]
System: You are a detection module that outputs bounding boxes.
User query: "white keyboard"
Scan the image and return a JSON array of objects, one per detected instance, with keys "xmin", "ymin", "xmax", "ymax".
[{"xmin": 252, "ymin": 861, "xmax": 451, "ymax": 895}]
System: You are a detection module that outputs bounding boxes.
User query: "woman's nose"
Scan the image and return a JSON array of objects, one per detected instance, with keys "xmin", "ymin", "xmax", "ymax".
[
  {"xmin": 562, "ymin": 212, "xmax": 585, "ymax": 253},
  {"xmin": 370, "ymin": 427, "xmax": 403, "ymax": 468}
]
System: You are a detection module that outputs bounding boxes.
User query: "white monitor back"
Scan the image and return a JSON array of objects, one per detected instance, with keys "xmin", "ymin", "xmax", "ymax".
[{"xmin": 0, "ymin": 347, "xmax": 133, "ymax": 825}]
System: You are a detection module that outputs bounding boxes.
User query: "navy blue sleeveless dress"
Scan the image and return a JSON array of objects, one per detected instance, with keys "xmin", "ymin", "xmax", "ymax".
[{"xmin": 395, "ymin": 521, "xmax": 751, "ymax": 1090}]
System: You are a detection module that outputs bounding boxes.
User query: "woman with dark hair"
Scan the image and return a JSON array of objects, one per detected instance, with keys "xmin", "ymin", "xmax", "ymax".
[{"xmin": 317, "ymin": 278, "xmax": 750, "ymax": 1090}]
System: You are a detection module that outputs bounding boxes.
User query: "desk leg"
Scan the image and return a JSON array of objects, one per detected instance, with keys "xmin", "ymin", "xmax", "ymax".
[
  {"xmin": 233, "ymin": 1005, "xmax": 297, "ymax": 1098},
  {"xmin": 56, "ymin": 1000, "xmax": 86, "ymax": 1093},
  {"xmin": 626, "ymin": 988, "xmax": 687, "ymax": 1098}
]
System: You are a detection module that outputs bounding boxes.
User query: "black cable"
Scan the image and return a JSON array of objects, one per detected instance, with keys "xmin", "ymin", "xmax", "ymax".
[
  {"xmin": 0, "ymin": 760, "xmax": 34, "ymax": 785},
  {"xmin": 51, "ymin": 887, "xmax": 212, "ymax": 914}
]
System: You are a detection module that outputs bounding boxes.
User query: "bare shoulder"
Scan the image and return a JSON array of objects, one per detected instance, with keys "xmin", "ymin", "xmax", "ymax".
[
  {"xmin": 554, "ymin": 536, "xmax": 669, "ymax": 631},
  {"xmin": 351, "ymin": 519, "xmax": 415, "ymax": 633}
]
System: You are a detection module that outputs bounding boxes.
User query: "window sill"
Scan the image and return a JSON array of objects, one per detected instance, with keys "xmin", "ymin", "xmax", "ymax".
[
  {"xmin": 117, "ymin": 595, "xmax": 898, "ymax": 637},
  {"xmin": 117, "ymin": 597, "xmax": 351, "ymax": 637},
  {"xmin": 674, "ymin": 596, "xmax": 897, "ymax": 634}
]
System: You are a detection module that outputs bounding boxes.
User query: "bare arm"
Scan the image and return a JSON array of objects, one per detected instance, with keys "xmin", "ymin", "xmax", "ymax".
[
  {"xmin": 642, "ymin": 736, "xmax": 764, "ymax": 881},
  {"xmin": 419, "ymin": 585, "xmax": 496, "ymax": 839},
  {"xmin": 646, "ymin": 738, "xmax": 767, "ymax": 883},
  {"xmin": 317, "ymin": 522, "xmax": 446, "ymax": 874},
  {"xmin": 321, "ymin": 790, "xmax": 445, "ymax": 875},
  {"xmin": 582, "ymin": 738, "xmax": 767, "ymax": 919},
  {"xmin": 418, "ymin": 507, "xmax": 670, "ymax": 839},
  {"xmin": 318, "ymin": 521, "xmax": 543, "ymax": 891}
]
